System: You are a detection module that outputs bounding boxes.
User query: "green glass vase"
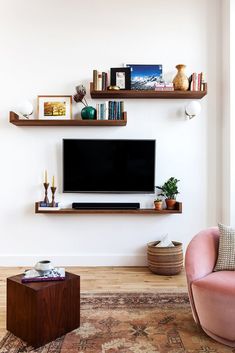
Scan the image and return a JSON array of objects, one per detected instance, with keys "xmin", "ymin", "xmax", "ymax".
[{"xmin": 81, "ymin": 106, "xmax": 96, "ymax": 120}]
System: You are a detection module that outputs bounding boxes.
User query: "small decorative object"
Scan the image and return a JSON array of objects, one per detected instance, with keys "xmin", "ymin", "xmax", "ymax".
[
  {"xmin": 154, "ymin": 198, "xmax": 163, "ymax": 211},
  {"xmin": 147, "ymin": 240, "xmax": 183, "ymax": 275},
  {"xmin": 81, "ymin": 106, "xmax": 96, "ymax": 120},
  {"xmin": 43, "ymin": 170, "xmax": 49, "ymax": 203},
  {"xmin": 51, "ymin": 175, "xmax": 57, "ymax": 207},
  {"xmin": 35, "ymin": 260, "xmax": 54, "ymax": 273},
  {"xmin": 125, "ymin": 64, "xmax": 163, "ymax": 90},
  {"xmin": 73, "ymin": 85, "xmax": 96, "ymax": 120},
  {"xmin": 173, "ymin": 64, "xmax": 189, "ymax": 91},
  {"xmin": 18, "ymin": 100, "xmax": 33, "ymax": 119},
  {"xmin": 156, "ymin": 177, "xmax": 180, "ymax": 210},
  {"xmin": 37, "ymin": 96, "xmax": 72, "ymax": 120},
  {"xmin": 185, "ymin": 101, "xmax": 201, "ymax": 119},
  {"xmin": 110, "ymin": 67, "xmax": 131, "ymax": 90},
  {"xmin": 107, "ymin": 85, "xmax": 120, "ymax": 90}
]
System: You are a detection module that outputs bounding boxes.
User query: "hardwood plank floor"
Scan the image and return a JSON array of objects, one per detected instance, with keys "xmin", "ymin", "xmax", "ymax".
[{"xmin": 0, "ymin": 266, "xmax": 187, "ymax": 340}]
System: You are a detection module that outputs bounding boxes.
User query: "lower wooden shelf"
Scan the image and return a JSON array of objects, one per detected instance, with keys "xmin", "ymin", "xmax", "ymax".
[
  {"xmin": 35, "ymin": 202, "xmax": 182, "ymax": 215},
  {"xmin": 10, "ymin": 112, "xmax": 127, "ymax": 126}
]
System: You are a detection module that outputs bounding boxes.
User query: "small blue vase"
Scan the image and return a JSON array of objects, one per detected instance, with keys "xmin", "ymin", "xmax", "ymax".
[{"xmin": 81, "ymin": 106, "xmax": 96, "ymax": 120}]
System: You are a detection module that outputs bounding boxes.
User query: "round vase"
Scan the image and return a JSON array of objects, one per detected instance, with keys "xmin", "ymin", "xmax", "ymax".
[
  {"xmin": 165, "ymin": 199, "xmax": 176, "ymax": 210},
  {"xmin": 173, "ymin": 64, "xmax": 189, "ymax": 91},
  {"xmin": 81, "ymin": 106, "xmax": 96, "ymax": 120}
]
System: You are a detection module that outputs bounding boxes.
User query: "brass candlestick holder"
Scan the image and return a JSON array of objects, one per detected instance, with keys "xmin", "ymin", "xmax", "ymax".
[
  {"xmin": 50, "ymin": 186, "xmax": 57, "ymax": 207},
  {"xmin": 43, "ymin": 183, "xmax": 49, "ymax": 203}
]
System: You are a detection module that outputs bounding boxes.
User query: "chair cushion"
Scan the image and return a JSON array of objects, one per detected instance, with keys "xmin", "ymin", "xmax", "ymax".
[
  {"xmin": 192, "ymin": 271, "xmax": 235, "ymax": 341},
  {"xmin": 214, "ymin": 223, "xmax": 235, "ymax": 271}
]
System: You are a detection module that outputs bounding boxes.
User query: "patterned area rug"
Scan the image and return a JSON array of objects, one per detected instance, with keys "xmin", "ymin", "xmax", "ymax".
[{"xmin": 0, "ymin": 292, "xmax": 234, "ymax": 353}]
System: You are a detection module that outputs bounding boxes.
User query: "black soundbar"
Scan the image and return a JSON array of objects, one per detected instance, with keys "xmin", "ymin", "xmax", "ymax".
[{"xmin": 72, "ymin": 202, "xmax": 140, "ymax": 210}]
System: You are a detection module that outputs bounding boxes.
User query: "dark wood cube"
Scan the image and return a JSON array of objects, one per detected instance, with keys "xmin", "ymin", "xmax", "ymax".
[{"xmin": 7, "ymin": 272, "xmax": 80, "ymax": 348}]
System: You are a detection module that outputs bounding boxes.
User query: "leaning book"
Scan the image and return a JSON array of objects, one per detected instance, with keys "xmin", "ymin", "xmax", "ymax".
[{"xmin": 22, "ymin": 268, "xmax": 65, "ymax": 283}]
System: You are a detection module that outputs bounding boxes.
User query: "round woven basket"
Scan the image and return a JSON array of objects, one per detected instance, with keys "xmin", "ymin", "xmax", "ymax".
[{"xmin": 147, "ymin": 241, "xmax": 183, "ymax": 275}]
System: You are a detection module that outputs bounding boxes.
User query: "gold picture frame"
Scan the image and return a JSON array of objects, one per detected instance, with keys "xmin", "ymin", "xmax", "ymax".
[{"xmin": 37, "ymin": 95, "xmax": 72, "ymax": 120}]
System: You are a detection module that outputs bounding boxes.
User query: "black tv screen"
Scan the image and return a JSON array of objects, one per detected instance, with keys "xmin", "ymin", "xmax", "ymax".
[{"xmin": 63, "ymin": 139, "xmax": 155, "ymax": 193}]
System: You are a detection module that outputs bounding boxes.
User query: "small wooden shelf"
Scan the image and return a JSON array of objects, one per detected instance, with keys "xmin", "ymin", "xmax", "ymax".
[
  {"xmin": 90, "ymin": 83, "xmax": 207, "ymax": 99},
  {"xmin": 9, "ymin": 111, "xmax": 127, "ymax": 126},
  {"xmin": 35, "ymin": 202, "xmax": 182, "ymax": 215}
]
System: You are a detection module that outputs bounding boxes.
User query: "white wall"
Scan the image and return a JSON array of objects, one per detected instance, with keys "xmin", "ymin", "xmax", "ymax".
[
  {"xmin": 222, "ymin": 0, "xmax": 235, "ymax": 226},
  {"xmin": 0, "ymin": 0, "xmax": 222, "ymax": 266}
]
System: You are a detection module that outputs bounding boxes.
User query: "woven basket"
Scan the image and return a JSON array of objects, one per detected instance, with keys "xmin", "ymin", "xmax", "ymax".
[{"xmin": 147, "ymin": 241, "xmax": 183, "ymax": 275}]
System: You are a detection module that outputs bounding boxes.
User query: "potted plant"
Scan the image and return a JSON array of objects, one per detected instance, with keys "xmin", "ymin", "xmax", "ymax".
[
  {"xmin": 154, "ymin": 198, "xmax": 163, "ymax": 211},
  {"xmin": 156, "ymin": 177, "xmax": 180, "ymax": 210}
]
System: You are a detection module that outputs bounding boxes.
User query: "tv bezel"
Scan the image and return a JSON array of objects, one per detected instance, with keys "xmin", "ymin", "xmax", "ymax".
[{"xmin": 62, "ymin": 139, "xmax": 156, "ymax": 194}]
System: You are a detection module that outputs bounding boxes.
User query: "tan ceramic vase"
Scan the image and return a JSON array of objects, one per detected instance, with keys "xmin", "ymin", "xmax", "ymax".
[{"xmin": 173, "ymin": 64, "xmax": 189, "ymax": 91}]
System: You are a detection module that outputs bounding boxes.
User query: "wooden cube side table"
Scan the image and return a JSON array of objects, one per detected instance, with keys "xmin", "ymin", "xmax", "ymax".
[{"xmin": 7, "ymin": 272, "xmax": 80, "ymax": 348}]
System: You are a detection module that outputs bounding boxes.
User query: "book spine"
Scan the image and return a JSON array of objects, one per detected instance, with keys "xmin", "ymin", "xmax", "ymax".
[
  {"xmin": 100, "ymin": 104, "xmax": 103, "ymax": 120},
  {"xmin": 39, "ymin": 202, "xmax": 59, "ymax": 207},
  {"xmin": 102, "ymin": 72, "xmax": 106, "ymax": 91},
  {"xmin": 120, "ymin": 101, "xmax": 124, "ymax": 119},
  {"xmin": 22, "ymin": 277, "xmax": 65, "ymax": 283},
  {"xmin": 96, "ymin": 103, "xmax": 100, "ymax": 120},
  {"xmin": 93, "ymin": 70, "xmax": 98, "ymax": 90},
  {"xmin": 104, "ymin": 72, "xmax": 108, "ymax": 90},
  {"xmin": 105, "ymin": 101, "xmax": 109, "ymax": 120},
  {"xmin": 97, "ymin": 72, "xmax": 102, "ymax": 91},
  {"xmin": 200, "ymin": 72, "xmax": 205, "ymax": 91},
  {"xmin": 192, "ymin": 73, "xmax": 196, "ymax": 91},
  {"xmin": 108, "ymin": 101, "xmax": 111, "ymax": 120},
  {"xmin": 197, "ymin": 73, "xmax": 201, "ymax": 92}
]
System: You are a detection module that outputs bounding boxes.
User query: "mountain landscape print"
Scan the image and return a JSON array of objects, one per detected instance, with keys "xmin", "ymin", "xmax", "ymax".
[{"xmin": 126, "ymin": 64, "xmax": 163, "ymax": 90}]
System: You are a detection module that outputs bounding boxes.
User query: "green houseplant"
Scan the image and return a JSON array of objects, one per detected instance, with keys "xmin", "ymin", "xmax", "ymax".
[{"xmin": 156, "ymin": 177, "xmax": 180, "ymax": 210}]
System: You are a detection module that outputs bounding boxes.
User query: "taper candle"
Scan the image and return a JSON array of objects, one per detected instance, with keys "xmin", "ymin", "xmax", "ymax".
[
  {"xmin": 45, "ymin": 170, "xmax": 48, "ymax": 184},
  {"xmin": 52, "ymin": 176, "xmax": 55, "ymax": 188}
]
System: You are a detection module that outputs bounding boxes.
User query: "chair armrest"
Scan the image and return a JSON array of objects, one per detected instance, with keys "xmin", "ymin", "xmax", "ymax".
[{"xmin": 185, "ymin": 227, "xmax": 219, "ymax": 283}]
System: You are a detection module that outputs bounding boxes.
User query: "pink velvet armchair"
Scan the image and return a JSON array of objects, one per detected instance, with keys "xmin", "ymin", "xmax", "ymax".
[{"xmin": 185, "ymin": 227, "xmax": 235, "ymax": 347}]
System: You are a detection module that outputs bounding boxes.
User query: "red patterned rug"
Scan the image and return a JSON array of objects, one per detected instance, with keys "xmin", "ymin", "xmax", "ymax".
[{"xmin": 0, "ymin": 292, "xmax": 234, "ymax": 353}]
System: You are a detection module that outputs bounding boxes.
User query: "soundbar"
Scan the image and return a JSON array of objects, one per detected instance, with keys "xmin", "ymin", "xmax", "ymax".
[{"xmin": 72, "ymin": 202, "xmax": 140, "ymax": 210}]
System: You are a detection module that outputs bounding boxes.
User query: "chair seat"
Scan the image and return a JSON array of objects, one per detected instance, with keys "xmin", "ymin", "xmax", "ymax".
[{"xmin": 192, "ymin": 271, "xmax": 235, "ymax": 341}]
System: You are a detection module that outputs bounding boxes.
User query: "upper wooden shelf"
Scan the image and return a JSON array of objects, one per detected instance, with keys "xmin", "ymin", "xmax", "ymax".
[
  {"xmin": 9, "ymin": 111, "xmax": 127, "ymax": 127},
  {"xmin": 35, "ymin": 202, "xmax": 182, "ymax": 215},
  {"xmin": 90, "ymin": 83, "xmax": 207, "ymax": 99}
]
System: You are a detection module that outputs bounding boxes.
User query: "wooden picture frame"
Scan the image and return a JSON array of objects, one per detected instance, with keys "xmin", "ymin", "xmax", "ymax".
[
  {"xmin": 37, "ymin": 95, "xmax": 72, "ymax": 120},
  {"xmin": 110, "ymin": 68, "xmax": 131, "ymax": 90}
]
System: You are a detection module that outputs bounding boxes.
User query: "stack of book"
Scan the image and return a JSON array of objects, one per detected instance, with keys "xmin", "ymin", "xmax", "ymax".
[
  {"xmin": 154, "ymin": 82, "xmax": 174, "ymax": 91},
  {"xmin": 189, "ymin": 72, "xmax": 206, "ymax": 91},
  {"xmin": 96, "ymin": 101, "xmax": 124, "ymax": 120},
  {"xmin": 22, "ymin": 268, "xmax": 65, "ymax": 283},
  {"xmin": 38, "ymin": 201, "xmax": 60, "ymax": 211},
  {"xmin": 93, "ymin": 70, "xmax": 108, "ymax": 91}
]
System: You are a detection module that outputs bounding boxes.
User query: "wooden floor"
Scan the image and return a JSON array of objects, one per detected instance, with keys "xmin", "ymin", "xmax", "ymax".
[{"xmin": 0, "ymin": 266, "xmax": 187, "ymax": 339}]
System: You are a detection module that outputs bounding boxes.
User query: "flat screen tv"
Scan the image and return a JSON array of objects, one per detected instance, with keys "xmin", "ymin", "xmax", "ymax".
[{"xmin": 63, "ymin": 139, "xmax": 155, "ymax": 193}]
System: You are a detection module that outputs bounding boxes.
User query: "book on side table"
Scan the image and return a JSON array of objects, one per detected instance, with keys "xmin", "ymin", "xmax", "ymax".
[{"xmin": 22, "ymin": 268, "xmax": 65, "ymax": 283}]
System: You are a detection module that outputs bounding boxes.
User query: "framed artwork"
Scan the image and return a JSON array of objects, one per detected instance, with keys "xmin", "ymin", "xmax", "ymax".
[
  {"xmin": 37, "ymin": 96, "xmax": 72, "ymax": 120},
  {"xmin": 125, "ymin": 64, "xmax": 163, "ymax": 90},
  {"xmin": 110, "ymin": 67, "xmax": 131, "ymax": 90}
]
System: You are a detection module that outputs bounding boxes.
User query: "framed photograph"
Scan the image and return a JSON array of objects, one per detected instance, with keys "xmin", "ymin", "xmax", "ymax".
[
  {"xmin": 110, "ymin": 67, "xmax": 131, "ymax": 90},
  {"xmin": 37, "ymin": 96, "xmax": 72, "ymax": 120},
  {"xmin": 125, "ymin": 64, "xmax": 163, "ymax": 90}
]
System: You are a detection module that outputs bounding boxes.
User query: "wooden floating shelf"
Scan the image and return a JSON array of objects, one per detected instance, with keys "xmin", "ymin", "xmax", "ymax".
[
  {"xmin": 90, "ymin": 83, "xmax": 207, "ymax": 99},
  {"xmin": 9, "ymin": 111, "xmax": 127, "ymax": 126},
  {"xmin": 35, "ymin": 202, "xmax": 182, "ymax": 215}
]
